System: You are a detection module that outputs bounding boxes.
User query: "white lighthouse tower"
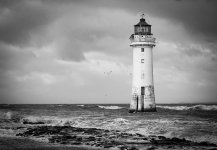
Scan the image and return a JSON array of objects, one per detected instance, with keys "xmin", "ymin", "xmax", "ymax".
[{"xmin": 129, "ymin": 16, "xmax": 156, "ymax": 112}]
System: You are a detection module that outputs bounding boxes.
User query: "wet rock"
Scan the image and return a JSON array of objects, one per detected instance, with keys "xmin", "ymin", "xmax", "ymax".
[
  {"xmin": 95, "ymin": 142, "xmax": 102, "ymax": 147},
  {"xmin": 171, "ymin": 137, "xmax": 184, "ymax": 142},
  {"xmin": 149, "ymin": 135, "xmax": 157, "ymax": 138},
  {"xmin": 60, "ymin": 141, "xmax": 68, "ymax": 144},
  {"xmin": 129, "ymin": 147, "xmax": 138, "ymax": 150},
  {"xmin": 119, "ymin": 145, "xmax": 128, "ymax": 150},
  {"xmin": 103, "ymin": 142, "xmax": 113, "ymax": 148},
  {"xmin": 136, "ymin": 133, "xmax": 143, "ymax": 137},
  {"xmin": 70, "ymin": 141, "xmax": 82, "ymax": 145},
  {"xmin": 16, "ymin": 125, "xmax": 217, "ymax": 150},
  {"xmin": 125, "ymin": 139, "xmax": 150, "ymax": 144},
  {"xmin": 88, "ymin": 136, "xmax": 96, "ymax": 141},
  {"xmin": 109, "ymin": 135, "xmax": 116, "ymax": 139},
  {"xmin": 146, "ymin": 146, "xmax": 157, "ymax": 150},
  {"xmin": 48, "ymin": 138, "xmax": 55, "ymax": 143},
  {"xmin": 23, "ymin": 121, "xmax": 45, "ymax": 125},
  {"xmin": 157, "ymin": 136, "xmax": 166, "ymax": 140},
  {"xmin": 198, "ymin": 141, "xmax": 216, "ymax": 146},
  {"xmin": 76, "ymin": 136, "xmax": 82, "ymax": 141}
]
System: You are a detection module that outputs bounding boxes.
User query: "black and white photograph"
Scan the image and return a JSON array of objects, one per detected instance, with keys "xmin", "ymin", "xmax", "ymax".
[{"xmin": 0, "ymin": 0, "xmax": 217, "ymax": 149}]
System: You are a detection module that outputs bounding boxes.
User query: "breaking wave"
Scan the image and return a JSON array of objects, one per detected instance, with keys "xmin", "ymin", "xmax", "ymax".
[
  {"xmin": 157, "ymin": 104, "xmax": 217, "ymax": 111},
  {"xmin": 20, "ymin": 116, "xmax": 82, "ymax": 126},
  {"xmin": 0, "ymin": 112, "xmax": 13, "ymax": 119},
  {"xmin": 97, "ymin": 105, "xmax": 124, "ymax": 110},
  {"xmin": 19, "ymin": 116, "xmax": 132, "ymax": 131}
]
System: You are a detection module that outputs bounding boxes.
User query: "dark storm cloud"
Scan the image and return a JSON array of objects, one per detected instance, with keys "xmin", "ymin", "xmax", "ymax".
[
  {"xmin": 53, "ymin": 0, "xmax": 217, "ymax": 60},
  {"xmin": 1, "ymin": 0, "xmax": 131, "ymax": 62},
  {"xmin": 149, "ymin": 0, "xmax": 217, "ymax": 42},
  {"xmin": 78, "ymin": 0, "xmax": 217, "ymax": 46},
  {"xmin": 2, "ymin": 0, "xmax": 216, "ymax": 61},
  {"xmin": 0, "ymin": 0, "xmax": 57, "ymax": 46},
  {"xmin": 124, "ymin": 0, "xmax": 217, "ymax": 46},
  {"xmin": 1, "ymin": 0, "xmax": 217, "ymax": 50},
  {"xmin": 64, "ymin": 0, "xmax": 217, "ymax": 40}
]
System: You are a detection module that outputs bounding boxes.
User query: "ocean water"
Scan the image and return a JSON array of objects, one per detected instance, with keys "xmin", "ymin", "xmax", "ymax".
[{"xmin": 0, "ymin": 104, "xmax": 217, "ymax": 144}]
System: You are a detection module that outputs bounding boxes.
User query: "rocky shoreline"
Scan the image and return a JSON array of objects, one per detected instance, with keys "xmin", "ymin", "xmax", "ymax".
[{"xmin": 16, "ymin": 126, "xmax": 217, "ymax": 150}]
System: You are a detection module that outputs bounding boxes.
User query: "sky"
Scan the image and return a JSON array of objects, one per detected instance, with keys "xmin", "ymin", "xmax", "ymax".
[{"xmin": 0, "ymin": 0, "xmax": 217, "ymax": 104}]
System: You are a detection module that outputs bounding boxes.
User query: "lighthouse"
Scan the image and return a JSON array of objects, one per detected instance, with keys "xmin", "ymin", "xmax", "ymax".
[{"xmin": 129, "ymin": 16, "xmax": 156, "ymax": 112}]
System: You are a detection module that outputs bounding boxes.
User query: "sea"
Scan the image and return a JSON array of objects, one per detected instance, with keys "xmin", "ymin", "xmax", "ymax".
[{"xmin": 0, "ymin": 103, "xmax": 217, "ymax": 145}]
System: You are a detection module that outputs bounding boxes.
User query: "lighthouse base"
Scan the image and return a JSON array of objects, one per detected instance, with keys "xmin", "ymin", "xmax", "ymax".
[
  {"xmin": 129, "ymin": 96, "xmax": 156, "ymax": 113},
  {"xmin": 129, "ymin": 107, "xmax": 156, "ymax": 113}
]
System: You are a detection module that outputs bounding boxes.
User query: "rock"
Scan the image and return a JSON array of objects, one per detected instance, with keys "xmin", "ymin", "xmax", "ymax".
[
  {"xmin": 119, "ymin": 145, "xmax": 130, "ymax": 150},
  {"xmin": 158, "ymin": 136, "xmax": 166, "ymax": 140},
  {"xmin": 125, "ymin": 139, "xmax": 150, "ymax": 144},
  {"xmin": 96, "ymin": 137, "xmax": 102, "ymax": 141},
  {"xmin": 136, "ymin": 133, "xmax": 143, "ymax": 137},
  {"xmin": 109, "ymin": 135, "xmax": 116, "ymax": 139},
  {"xmin": 149, "ymin": 135, "xmax": 157, "ymax": 138},
  {"xmin": 171, "ymin": 137, "xmax": 183, "ymax": 142},
  {"xmin": 88, "ymin": 136, "xmax": 96, "ymax": 141},
  {"xmin": 104, "ymin": 144, "xmax": 113, "ymax": 148},
  {"xmin": 23, "ymin": 121, "xmax": 45, "ymax": 125},
  {"xmin": 95, "ymin": 143, "xmax": 102, "ymax": 147},
  {"xmin": 71, "ymin": 141, "xmax": 81, "ymax": 145},
  {"xmin": 198, "ymin": 141, "xmax": 216, "ymax": 146},
  {"xmin": 146, "ymin": 146, "xmax": 157, "ymax": 150},
  {"xmin": 129, "ymin": 147, "xmax": 138, "ymax": 150},
  {"xmin": 60, "ymin": 141, "xmax": 68, "ymax": 144},
  {"xmin": 167, "ymin": 145, "xmax": 175, "ymax": 149},
  {"xmin": 16, "ymin": 125, "xmax": 217, "ymax": 150},
  {"xmin": 76, "ymin": 137, "xmax": 82, "ymax": 141}
]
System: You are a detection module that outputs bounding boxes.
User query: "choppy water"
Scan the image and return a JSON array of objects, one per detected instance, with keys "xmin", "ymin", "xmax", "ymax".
[{"xmin": 0, "ymin": 104, "xmax": 217, "ymax": 144}]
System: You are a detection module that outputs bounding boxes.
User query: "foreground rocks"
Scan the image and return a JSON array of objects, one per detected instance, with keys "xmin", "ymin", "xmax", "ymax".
[{"xmin": 16, "ymin": 126, "xmax": 217, "ymax": 150}]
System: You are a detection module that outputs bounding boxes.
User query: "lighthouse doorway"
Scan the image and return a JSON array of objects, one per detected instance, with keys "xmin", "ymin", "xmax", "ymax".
[
  {"xmin": 136, "ymin": 96, "xmax": 138, "ymax": 111},
  {"xmin": 141, "ymin": 87, "xmax": 145, "ymax": 95}
]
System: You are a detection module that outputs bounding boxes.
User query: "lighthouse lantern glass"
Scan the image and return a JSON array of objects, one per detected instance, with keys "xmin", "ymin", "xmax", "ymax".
[{"xmin": 134, "ymin": 19, "xmax": 151, "ymax": 35}]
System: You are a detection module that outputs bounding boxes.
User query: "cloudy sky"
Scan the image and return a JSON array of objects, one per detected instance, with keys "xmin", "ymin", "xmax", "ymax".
[{"xmin": 0, "ymin": 0, "xmax": 217, "ymax": 104}]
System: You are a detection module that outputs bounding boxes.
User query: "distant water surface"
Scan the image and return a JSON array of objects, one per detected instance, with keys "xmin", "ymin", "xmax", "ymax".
[{"xmin": 0, "ymin": 103, "xmax": 217, "ymax": 144}]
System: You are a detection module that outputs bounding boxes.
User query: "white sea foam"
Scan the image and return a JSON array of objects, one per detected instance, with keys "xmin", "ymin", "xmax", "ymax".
[
  {"xmin": 100, "ymin": 118, "xmax": 132, "ymax": 131},
  {"xmin": 21, "ymin": 116, "xmax": 53, "ymax": 124},
  {"xmin": 187, "ymin": 135, "xmax": 217, "ymax": 144},
  {"xmin": 0, "ymin": 129, "xmax": 16, "ymax": 137},
  {"xmin": 4, "ymin": 112, "xmax": 12, "ymax": 119},
  {"xmin": 98, "ymin": 105, "xmax": 123, "ymax": 109},
  {"xmin": 157, "ymin": 104, "xmax": 217, "ymax": 111},
  {"xmin": 192, "ymin": 104, "xmax": 217, "ymax": 110},
  {"xmin": 77, "ymin": 105, "xmax": 84, "ymax": 107},
  {"xmin": 20, "ymin": 116, "xmax": 87, "ymax": 127},
  {"xmin": 157, "ymin": 105, "xmax": 189, "ymax": 110},
  {"xmin": 0, "ymin": 111, "xmax": 13, "ymax": 119}
]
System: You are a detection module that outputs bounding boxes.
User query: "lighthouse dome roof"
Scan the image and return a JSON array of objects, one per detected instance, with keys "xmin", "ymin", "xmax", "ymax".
[{"xmin": 134, "ymin": 18, "xmax": 151, "ymax": 26}]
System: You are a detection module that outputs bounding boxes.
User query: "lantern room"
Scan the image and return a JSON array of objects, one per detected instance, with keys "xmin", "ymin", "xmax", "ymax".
[{"xmin": 134, "ymin": 18, "xmax": 151, "ymax": 35}]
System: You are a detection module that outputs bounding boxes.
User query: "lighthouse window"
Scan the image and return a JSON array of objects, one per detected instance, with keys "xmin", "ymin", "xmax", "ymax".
[
  {"xmin": 141, "ymin": 59, "xmax": 144, "ymax": 63},
  {"xmin": 141, "ymin": 73, "xmax": 145, "ymax": 79},
  {"xmin": 141, "ymin": 48, "xmax": 144, "ymax": 52}
]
